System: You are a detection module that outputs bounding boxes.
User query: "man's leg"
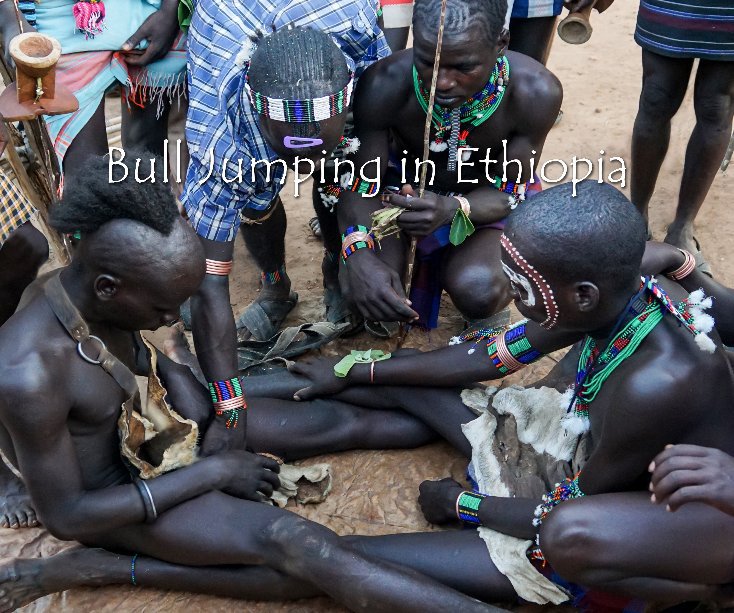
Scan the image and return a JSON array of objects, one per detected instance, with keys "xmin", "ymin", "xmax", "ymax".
[
  {"xmin": 237, "ymin": 198, "xmax": 296, "ymax": 340},
  {"xmin": 0, "ymin": 528, "xmax": 512, "ymax": 610},
  {"xmin": 665, "ymin": 59, "xmax": 734, "ymax": 253},
  {"xmin": 508, "ymin": 16, "xmax": 557, "ymax": 65},
  {"xmin": 540, "ymin": 491, "xmax": 734, "ymax": 603},
  {"xmin": 85, "ymin": 493, "xmax": 495, "ymax": 611},
  {"xmin": 247, "ymin": 396, "xmax": 438, "ymax": 460},
  {"xmin": 0, "ymin": 222, "xmax": 48, "ymax": 325},
  {"xmin": 630, "ymin": 51, "xmax": 693, "ymax": 224},
  {"xmin": 62, "ymin": 99, "xmax": 108, "ymax": 181},
  {"xmin": 441, "ymin": 228, "xmax": 511, "ymax": 325},
  {"xmin": 121, "ymin": 96, "xmax": 172, "ymax": 158}
]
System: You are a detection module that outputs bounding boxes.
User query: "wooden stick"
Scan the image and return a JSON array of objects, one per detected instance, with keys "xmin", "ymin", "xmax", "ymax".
[{"xmin": 397, "ymin": 0, "xmax": 449, "ymax": 348}]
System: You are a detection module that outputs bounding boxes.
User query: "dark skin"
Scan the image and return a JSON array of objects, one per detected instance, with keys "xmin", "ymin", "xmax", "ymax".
[
  {"xmin": 0, "ymin": 215, "xmax": 498, "ymax": 612},
  {"xmin": 631, "ymin": 50, "xmax": 734, "ymax": 252},
  {"xmin": 191, "ymin": 113, "xmax": 349, "ymax": 455},
  {"xmin": 338, "ymin": 23, "xmax": 562, "ymax": 324},
  {"xmin": 291, "ymin": 228, "xmax": 734, "ymax": 603},
  {"xmin": 0, "ymin": 0, "xmax": 181, "ymax": 182},
  {"xmin": 5, "ymin": 231, "xmax": 734, "ymax": 608},
  {"xmin": 0, "ymin": 120, "xmax": 48, "ymax": 529}
]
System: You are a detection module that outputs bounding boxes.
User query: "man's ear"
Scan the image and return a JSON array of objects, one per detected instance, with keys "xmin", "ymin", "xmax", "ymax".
[
  {"xmin": 94, "ymin": 274, "xmax": 119, "ymax": 301},
  {"xmin": 575, "ymin": 281, "xmax": 600, "ymax": 312},
  {"xmin": 498, "ymin": 28, "xmax": 510, "ymax": 55}
]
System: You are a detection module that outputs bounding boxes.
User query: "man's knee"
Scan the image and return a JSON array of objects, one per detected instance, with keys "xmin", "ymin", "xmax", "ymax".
[
  {"xmin": 540, "ymin": 502, "xmax": 602, "ymax": 584},
  {"xmin": 0, "ymin": 223, "xmax": 49, "ymax": 281},
  {"xmin": 444, "ymin": 265, "xmax": 508, "ymax": 320},
  {"xmin": 639, "ymin": 78, "xmax": 686, "ymax": 122},
  {"xmin": 694, "ymin": 91, "xmax": 734, "ymax": 132}
]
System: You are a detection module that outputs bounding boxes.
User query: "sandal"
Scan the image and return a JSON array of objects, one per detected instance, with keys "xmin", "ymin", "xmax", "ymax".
[
  {"xmin": 324, "ymin": 285, "xmax": 363, "ymax": 336},
  {"xmin": 691, "ymin": 236, "xmax": 714, "ymax": 278},
  {"xmin": 237, "ymin": 321, "xmax": 350, "ymax": 373},
  {"xmin": 236, "ymin": 292, "xmax": 299, "ymax": 342}
]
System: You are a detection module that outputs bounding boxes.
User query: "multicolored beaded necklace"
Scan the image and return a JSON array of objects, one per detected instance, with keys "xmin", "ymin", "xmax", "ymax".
[
  {"xmin": 567, "ymin": 277, "xmax": 710, "ymax": 430},
  {"xmin": 412, "ymin": 55, "xmax": 509, "ymax": 172}
]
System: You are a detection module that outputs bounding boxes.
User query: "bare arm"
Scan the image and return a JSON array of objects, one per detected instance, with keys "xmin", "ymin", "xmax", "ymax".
[
  {"xmin": 337, "ymin": 57, "xmax": 419, "ymax": 323},
  {"xmin": 290, "ymin": 320, "xmax": 580, "ymax": 399}
]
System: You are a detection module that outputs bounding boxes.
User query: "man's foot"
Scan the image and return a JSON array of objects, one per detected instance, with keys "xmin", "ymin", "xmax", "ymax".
[
  {"xmin": 0, "ymin": 461, "xmax": 37, "ymax": 529},
  {"xmin": 0, "ymin": 549, "xmax": 120, "ymax": 611},
  {"xmin": 236, "ymin": 285, "xmax": 298, "ymax": 342}
]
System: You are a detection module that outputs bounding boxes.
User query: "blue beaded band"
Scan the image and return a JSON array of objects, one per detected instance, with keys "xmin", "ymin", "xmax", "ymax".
[
  {"xmin": 131, "ymin": 553, "xmax": 139, "ymax": 586},
  {"xmin": 456, "ymin": 490, "xmax": 487, "ymax": 525}
]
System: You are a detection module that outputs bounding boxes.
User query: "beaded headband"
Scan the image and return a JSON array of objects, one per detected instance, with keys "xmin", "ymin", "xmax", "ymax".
[
  {"xmin": 500, "ymin": 234, "xmax": 559, "ymax": 329},
  {"xmin": 244, "ymin": 71, "xmax": 355, "ymax": 123}
]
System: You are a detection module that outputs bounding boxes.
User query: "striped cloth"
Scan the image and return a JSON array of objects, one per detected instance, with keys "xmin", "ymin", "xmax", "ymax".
[
  {"xmin": 635, "ymin": 0, "xmax": 734, "ymax": 60},
  {"xmin": 508, "ymin": 0, "xmax": 563, "ymax": 20},
  {"xmin": 0, "ymin": 168, "xmax": 36, "ymax": 248}
]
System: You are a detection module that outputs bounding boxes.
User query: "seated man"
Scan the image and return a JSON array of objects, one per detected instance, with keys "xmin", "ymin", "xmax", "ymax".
[
  {"xmin": 5, "ymin": 182, "xmax": 734, "ymax": 610},
  {"xmin": 0, "ymin": 154, "xmax": 496, "ymax": 613},
  {"xmin": 337, "ymin": 0, "xmax": 561, "ymax": 331},
  {"xmin": 0, "ymin": 120, "xmax": 48, "ymax": 531},
  {"xmin": 0, "ymin": 0, "xmax": 185, "ymax": 177}
]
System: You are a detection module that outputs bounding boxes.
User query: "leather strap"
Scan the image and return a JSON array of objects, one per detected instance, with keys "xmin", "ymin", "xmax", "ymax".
[{"xmin": 44, "ymin": 272, "xmax": 139, "ymax": 399}]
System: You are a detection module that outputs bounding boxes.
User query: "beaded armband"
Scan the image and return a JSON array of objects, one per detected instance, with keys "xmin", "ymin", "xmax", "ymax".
[
  {"xmin": 208, "ymin": 377, "xmax": 246, "ymax": 429},
  {"xmin": 342, "ymin": 175, "xmax": 379, "ymax": 196},
  {"xmin": 487, "ymin": 322, "xmax": 543, "ymax": 374},
  {"xmin": 456, "ymin": 491, "xmax": 488, "ymax": 525},
  {"xmin": 341, "ymin": 225, "xmax": 375, "ymax": 262},
  {"xmin": 532, "ymin": 474, "xmax": 584, "ymax": 527}
]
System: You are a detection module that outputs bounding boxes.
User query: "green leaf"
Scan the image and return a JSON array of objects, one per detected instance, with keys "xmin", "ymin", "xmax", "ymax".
[{"xmin": 449, "ymin": 208, "xmax": 475, "ymax": 246}]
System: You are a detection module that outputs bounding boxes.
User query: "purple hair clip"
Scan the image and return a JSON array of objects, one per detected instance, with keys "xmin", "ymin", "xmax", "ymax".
[{"xmin": 283, "ymin": 136, "xmax": 324, "ymax": 149}]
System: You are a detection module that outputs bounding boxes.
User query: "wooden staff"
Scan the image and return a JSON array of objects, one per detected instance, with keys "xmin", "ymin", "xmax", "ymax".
[{"xmin": 397, "ymin": 0, "xmax": 449, "ymax": 347}]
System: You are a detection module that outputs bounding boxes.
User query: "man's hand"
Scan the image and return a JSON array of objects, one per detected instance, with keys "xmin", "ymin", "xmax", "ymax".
[
  {"xmin": 383, "ymin": 185, "xmax": 457, "ymax": 237},
  {"xmin": 650, "ymin": 444, "xmax": 734, "ymax": 515},
  {"xmin": 214, "ymin": 450, "xmax": 281, "ymax": 501},
  {"xmin": 418, "ymin": 478, "xmax": 465, "ymax": 526},
  {"xmin": 288, "ymin": 356, "xmax": 349, "ymax": 401},
  {"xmin": 121, "ymin": 5, "xmax": 179, "ymax": 66},
  {"xmin": 341, "ymin": 249, "xmax": 418, "ymax": 323},
  {"xmin": 641, "ymin": 241, "xmax": 686, "ymax": 277},
  {"xmin": 200, "ymin": 415, "xmax": 246, "ymax": 456}
]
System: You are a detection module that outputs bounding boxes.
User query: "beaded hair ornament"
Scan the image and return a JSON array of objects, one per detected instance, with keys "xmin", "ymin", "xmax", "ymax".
[
  {"xmin": 500, "ymin": 234, "xmax": 559, "ymax": 329},
  {"xmin": 243, "ymin": 69, "xmax": 355, "ymax": 123}
]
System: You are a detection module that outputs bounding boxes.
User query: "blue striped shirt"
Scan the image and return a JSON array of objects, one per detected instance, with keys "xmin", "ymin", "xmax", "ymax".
[{"xmin": 181, "ymin": 0, "xmax": 389, "ymax": 242}]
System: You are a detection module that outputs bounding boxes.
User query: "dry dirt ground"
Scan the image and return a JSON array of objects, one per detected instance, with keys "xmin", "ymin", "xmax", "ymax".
[{"xmin": 2, "ymin": 0, "xmax": 733, "ymax": 610}]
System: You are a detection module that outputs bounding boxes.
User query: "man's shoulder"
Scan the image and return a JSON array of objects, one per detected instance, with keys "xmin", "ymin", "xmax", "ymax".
[
  {"xmin": 353, "ymin": 51, "xmax": 413, "ymax": 125},
  {"xmin": 505, "ymin": 52, "xmax": 562, "ymax": 118}
]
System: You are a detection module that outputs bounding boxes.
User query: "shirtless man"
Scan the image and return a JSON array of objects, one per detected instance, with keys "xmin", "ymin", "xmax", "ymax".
[
  {"xmin": 0, "ymin": 120, "xmax": 48, "ymax": 530},
  {"xmin": 6, "ymin": 182, "xmax": 734, "ymax": 609},
  {"xmin": 337, "ymin": 0, "xmax": 561, "ymax": 330},
  {"xmin": 0, "ymin": 154, "xmax": 496, "ymax": 612}
]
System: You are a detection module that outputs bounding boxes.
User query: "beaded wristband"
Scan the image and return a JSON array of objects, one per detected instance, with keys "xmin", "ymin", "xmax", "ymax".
[
  {"xmin": 341, "ymin": 225, "xmax": 371, "ymax": 241},
  {"xmin": 456, "ymin": 490, "xmax": 488, "ymax": 525},
  {"xmin": 208, "ymin": 377, "xmax": 247, "ymax": 429},
  {"xmin": 532, "ymin": 474, "xmax": 584, "ymax": 527},
  {"xmin": 666, "ymin": 249, "xmax": 696, "ymax": 281},
  {"xmin": 341, "ymin": 228, "xmax": 375, "ymax": 262},
  {"xmin": 205, "ymin": 259, "xmax": 233, "ymax": 276},
  {"xmin": 487, "ymin": 323, "xmax": 543, "ymax": 374},
  {"xmin": 340, "ymin": 173, "xmax": 379, "ymax": 196}
]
